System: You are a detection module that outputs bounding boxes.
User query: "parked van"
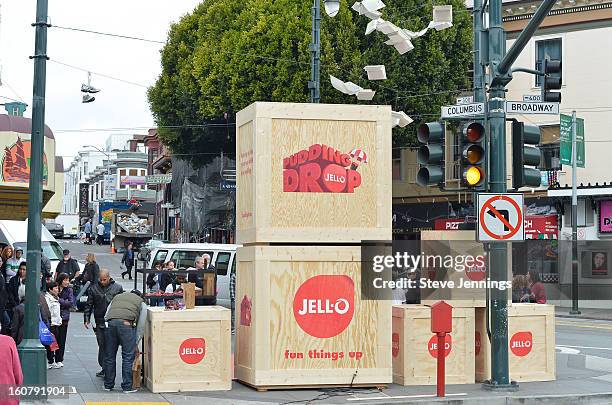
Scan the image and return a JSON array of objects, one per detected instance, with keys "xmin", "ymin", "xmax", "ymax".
[
  {"xmin": 147, "ymin": 243, "xmax": 239, "ymax": 308},
  {"xmin": 0, "ymin": 220, "xmax": 84, "ymax": 276}
]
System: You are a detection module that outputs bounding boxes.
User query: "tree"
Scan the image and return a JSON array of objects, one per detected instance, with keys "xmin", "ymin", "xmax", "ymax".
[{"xmin": 148, "ymin": 0, "xmax": 472, "ymax": 166}]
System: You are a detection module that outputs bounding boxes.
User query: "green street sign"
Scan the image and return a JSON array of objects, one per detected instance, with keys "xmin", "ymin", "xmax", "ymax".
[{"xmin": 560, "ymin": 113, "xmax": 585, "ymax": 168}]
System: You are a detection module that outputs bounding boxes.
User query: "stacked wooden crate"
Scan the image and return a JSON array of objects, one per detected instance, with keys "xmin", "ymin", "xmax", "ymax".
[{"xmin": 235, "ymin": 102, "xmax": 393, "ymax": 390}]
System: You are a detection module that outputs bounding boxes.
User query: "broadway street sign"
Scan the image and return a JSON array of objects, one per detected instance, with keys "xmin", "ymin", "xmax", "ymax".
[
  {"xmin": 441, "ymin": 102, "xmax": 484, "ymax": 119},
  {"xmin": 505, "ymin": 101, "xmax": 559, "ymax": 115}
]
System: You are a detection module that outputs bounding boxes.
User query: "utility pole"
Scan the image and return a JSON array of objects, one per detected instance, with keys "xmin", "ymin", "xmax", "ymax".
[
  {"xmin": 19, "ymin": 0, "xmax": 50, "ymax": 385},
  {"xmin": 484, "ymin": 0, "xmax": 557, "ymax": 389},
  {"xmin": 570, "ymin": 110, "xmax": 580, "ymax": 314},
  {"xmin": 472, "ymin": 0, "xmax": 485, "ymax": 104},
  {"xmin": 309, "ymin": 0, "xmax": 321, "ymax": 103}
]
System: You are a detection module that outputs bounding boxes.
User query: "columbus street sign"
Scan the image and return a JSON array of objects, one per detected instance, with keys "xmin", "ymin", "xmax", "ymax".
[
  {"xmin": 505, "ymin": 101, "xmax": 559, "ymax": 115},
  {"xmin": 441, "ymin": 102, "xmax": 485, "ymax": 118}
]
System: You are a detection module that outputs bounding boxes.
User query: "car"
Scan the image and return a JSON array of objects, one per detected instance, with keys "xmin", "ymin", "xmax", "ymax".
[
  {"xmin": 0, "ymin": 220, "xmax": 84, "ymax": 277},
  {"xmin": 147, "ymin": 243, "xmax": 239, "ymax": 308},
  {"xmin": 44, "ymin": 221, "xmax": 64, "ymax": 239}
]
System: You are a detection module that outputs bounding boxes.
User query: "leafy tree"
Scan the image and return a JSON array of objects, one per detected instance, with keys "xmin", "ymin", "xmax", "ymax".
[{"xmin": 148, "ymin": 0, "xmax": 472, "ymax": 166}]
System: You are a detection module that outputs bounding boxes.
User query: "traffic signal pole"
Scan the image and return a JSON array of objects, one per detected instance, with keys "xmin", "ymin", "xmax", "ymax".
[
  {"xmin": 484, "ymin": 0, "xmax": 557, "ymax": 389},
  {"xmin": 19, "ymin": 0, "xmax": 50, "ymax": 385},
  {"xmin": 309, "ymin": 0, "xmax": 321, "ymax": 103}
]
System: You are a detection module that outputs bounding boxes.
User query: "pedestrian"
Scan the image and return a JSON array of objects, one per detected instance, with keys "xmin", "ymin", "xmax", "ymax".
[
  {"xmin": 103, "ymin": 289, "xmax": 147, "ymax": 393},
  {"xmin": 0, "ymin": 333, "xmax": 23, "ymax": 405},
  {"xmin": 121, "ymin": 242, "xmax": 135, "ymax": 280},
  {"xmin": 82, "ymin": 253, "xmax": 100, "ymax": 285},
  {"xmin": 56, "ymin": 273, "xmax": 73, "ymax": 368},
  {"xmin": 0, "ymin": 246, "xmax": 15, "ymax": 281},
  {"xmin": 512, "ymin": 274, "xmax": 530, "ymax": 303},
  {"xmin": 96, "ymin": 222, "xmax": 105, "ymax": 245},
  {"xmin": 146, "ymin": 261, "xmax": 164, "ymax": 292},
  {"xmin": 84, "ymin": 219, "xmax": 93, "ymax": 245},
  {"xmin": 527, "ymin": 270, "xmax": 547, "ymax": 304},
  {"xmin": 55, "ymin": 250, "xmax": 81, "ymax": 282},
  {"xmin": 229, "ymin": 263, "xmax": 236, "ymax": 335},
  {"xmin": 0, "ymin": 270, "xmax": 8, "ymax": 335},
  {"xmin": 10, "ymin": 296, "xmax": 24, "ymax": 345},
  {"xmin": 44, "ymin": 281, "xmax": 62, "ymax": 369},
  {"xmin": 84, "ymin": 269, "xmax": 124, "ymax": 377},
  {"xmin": 7, "ymin": 262, "xmax": 26, "ymax": 317},
  {"xmin": 5, "ymin": 248, "xmax": 24, "ymax": 283},
  {"xmin": 40, "ymin": 253, "xmax": 52, "ymax": 291},
  {"xmin": 188, "ymin": 255, "xmax": 217, "ymax": 306},
  {"xmin": 164, "ymin": 273, "xmax": 187, "ymax": 294}
]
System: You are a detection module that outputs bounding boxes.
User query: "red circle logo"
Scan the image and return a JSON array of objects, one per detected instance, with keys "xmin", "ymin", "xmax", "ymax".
[
  {"xmin": 428, "ymin": 334, "xmax": 452, "ymax": 358},
  {"xmin": 179, "ymin": 338, "xmax": 206, "ymax": 364},
  {"xmin": 475, "ymin": 331, "xmax": 481, "ymax": 356},
  {"xmin": 510, "ymin": 331, "xmax": 532, "ymax": 357},
  {"xmin": 321, "ymin": 164, "xmax": 348, "ymax": 193},
  {"xmin": 465, "ymin": 265, "xmax": 486, "ymax": 281},
  {"xmin": 293, "ymin": 275, "xmax": 355, "ymax": 338},
  {"xmin": 392, "ymin": 333, "xmax": 400, "ymax": 358}
]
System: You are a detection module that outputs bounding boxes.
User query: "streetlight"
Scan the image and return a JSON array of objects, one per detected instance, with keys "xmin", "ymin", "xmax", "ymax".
[{"xmin": 310, "ymin": 0, "xmax": 341, "ymax": 104}]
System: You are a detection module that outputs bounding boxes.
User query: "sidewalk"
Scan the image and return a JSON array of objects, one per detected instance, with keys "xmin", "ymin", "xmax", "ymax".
[
  {"xmin": 24, "ymin": 317, "xmax": 612, "ymax": 405},
  {"xmin": 556, "ymin": 306, "xmax": 612, "ymax": 321}
]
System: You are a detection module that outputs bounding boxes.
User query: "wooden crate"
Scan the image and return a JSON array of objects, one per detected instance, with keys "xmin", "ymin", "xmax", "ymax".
[
  {"xmin": 392, "ymin": 305, "xmax": 475, "ymax": 386},
  {"xmin": 420, "ymin": 231, "xmax": 511, "ymax": 308},
  {"xmin": 236, "ymin": 102, "xmax": 392, "ymax": 244},
  {"xmin": 144, "ymin": 306, "xmax": 232, "ymax": 393},
  {"xmin": 475, "ymin": 304, "xmax": 556, "ymax": 382},
  {"xmin": 235, "ymin": 245, "xmax": 391, "ymax": 389}
]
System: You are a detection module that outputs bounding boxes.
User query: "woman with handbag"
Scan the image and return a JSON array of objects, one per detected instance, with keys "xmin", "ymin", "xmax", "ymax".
[{"xmin": 43, "ymin": 281, "xmax": 62, "ymax": 369}]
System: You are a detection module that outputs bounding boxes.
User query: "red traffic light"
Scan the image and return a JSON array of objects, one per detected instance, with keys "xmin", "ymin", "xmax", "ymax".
[{"xmin": 465, "ymin": 122, "xmax": 484, "ymax": 143}]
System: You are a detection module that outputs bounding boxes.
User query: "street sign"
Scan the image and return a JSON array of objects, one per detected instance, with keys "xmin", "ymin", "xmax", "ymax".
[
  {"xmin": 103, "ymin": 174, "xmax": 117, "ymax": 200},
  {"xmin": 505, "ymin": 101, "xmax": 559, "ymax": 115},
  {"xmin": 523, "ymin": 94, "xmax": 542, "ymax": 102},
  {"xmin": 477, "ymin": 193, "xmax": 525, "ymax": 242},
  {"xmin": 560, "ymin": 113, "xmax": 585, "ymax": 168},
  {"xmin": 146, "ymin": 174, "xmax": 172, "ymax": 185},
  {"xmin": 456, "ymin": 96, "xmax": 474, "ymax": 105},
  {"xmin": 441, "ymin": 102, "xmax": 485, "ymax": 119}
]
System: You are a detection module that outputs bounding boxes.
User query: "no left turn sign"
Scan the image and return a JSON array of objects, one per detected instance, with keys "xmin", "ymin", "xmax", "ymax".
[{"xmin": 477, "ymin": 193, "xmax": 525, "ymax": 242}]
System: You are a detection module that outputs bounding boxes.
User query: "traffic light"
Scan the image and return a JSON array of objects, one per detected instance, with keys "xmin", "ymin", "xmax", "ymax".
[
  {"xmin": 512, "ymin": 121, "xmax": 542, "ymax": 189},
  {"xmin": 416, "ymin": 122, "xmax": 445, "ymax": 186},
  {"xmin": 541, "ymin": 58, "xmax": 562, "ymax": 103},
  {"xmin": 460, "ymin": 121, "xmax": 486, "ymax": 188}
]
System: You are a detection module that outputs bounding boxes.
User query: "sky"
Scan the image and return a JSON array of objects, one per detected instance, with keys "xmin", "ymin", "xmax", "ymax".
[{"xmin": 0, "ymin": 0, "xmax": 201, "ymax": 160}]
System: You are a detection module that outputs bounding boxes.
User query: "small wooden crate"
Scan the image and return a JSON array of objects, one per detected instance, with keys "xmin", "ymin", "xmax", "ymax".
[
  {"xmin": 420, "ymin": 231, "xmax": 511, "ymax": 308},
  {"xmin": 235, "ymin": 245, "xmax": 391, "ymax": 389},
  {"xmin": 475, "ymin": 304, "xmax": 555, "ymax": 382},
  {"xmin": 392, "ymin": 305, "xmax": 475, "ymax": 385},
  {"xmin": 236, "ymin": 102, "xmax": 392, "ymax": 244},
  {"xmin": 144, "ymin": 306, "xmax": 231, "ymax": 393},
  {"xmin": 181, "ymin": 283, "xmax": 196, "ymax": 309}
]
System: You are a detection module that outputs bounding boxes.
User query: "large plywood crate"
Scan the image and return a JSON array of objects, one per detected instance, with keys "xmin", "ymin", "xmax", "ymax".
[
  {"xmin": 392, "ymin": 305, "xmax": 475, "ymax": 385},
  {"xmin": 420, "ymin": 231, "xmax": 511, "ymax": 308},
  {"xmin": 475, "ymin": 304, "xmax": 555, "ymax": 382},
  {"xmin": 144, "ymin": 306, "xmax": 231, "ymax": 393},
  {"xmin": 235, "ymin": 245, "xmax": 391, "ymax": 389},
  {"xmin": 236, "ymin": 102, "xmax": 392, "ymax": 244}
]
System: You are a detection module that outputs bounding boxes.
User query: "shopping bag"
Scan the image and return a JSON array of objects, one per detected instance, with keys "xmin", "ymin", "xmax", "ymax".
[
  {"xmin": 39, "ymin": 316, "xmax": 54, "ymax": 346},
  {"xmin": 132, "ymin": 350, "xmax": 142, "ymax": 388},
  {"xmin": 49, "ymin": 334, "xmax": 59, "ymax": 352}
]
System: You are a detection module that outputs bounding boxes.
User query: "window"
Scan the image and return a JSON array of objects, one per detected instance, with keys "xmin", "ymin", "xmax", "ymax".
[
  {"xmin": 84, "ymin": 162, "xmax": 88, "ymax": 175},
  {"xmin": 119, "ymin": 169, "xmax": 127, "ymax": 189},
  {"xmin": 153, "ymin": 250, "xmax": 168, "ymax": 264},
  {"xmin": 215, "ymin": 252, "xmax": 231, "ymax": 276},
  {"xmin": 564, "ymin": 200, "xmax": 594, "ymax": 227},
  {"xmin": 392, "ymin": 149, "xmax": 402, "ymax": 181},
  {"xmin": 170, "ymin": 250, "xmax": 213, "ymax": 270},
  {"xmin": 535, "ymin": 38, "xmax": 561, "ymax": 87},
  {"xmin": 100, "ymin": 180, "xmax": 104, "ymax": 199}
]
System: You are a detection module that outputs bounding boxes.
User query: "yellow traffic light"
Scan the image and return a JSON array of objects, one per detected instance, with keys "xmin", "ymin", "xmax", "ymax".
[{"xmin": 464, "ymin": 166, "xmax": 483, "ymax": 186}]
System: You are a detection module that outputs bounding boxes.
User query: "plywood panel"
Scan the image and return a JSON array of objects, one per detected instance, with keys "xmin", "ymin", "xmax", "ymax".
[
  {"xmin": 144, "ymin": 307, "xmax": 231, "ymax": 393},
  {"xmin": 475, "ymin": 304, "xmax": 556, "ymax": 382},
  {"xmin": 236, "ymin": 102, "xmax": 392, "ymax": 244},
  {"xmin": 235, "ymin": 245, "xmax": 391, "ymax": 388},
  {"xmin": 392, "ymin": 305, "xmax": 475, "ymax": 386}
]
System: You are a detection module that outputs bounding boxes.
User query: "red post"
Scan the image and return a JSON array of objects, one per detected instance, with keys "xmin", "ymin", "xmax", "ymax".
[{"xmin": 436, "ymin": 332, "xmax": 446, "ymax": 397}]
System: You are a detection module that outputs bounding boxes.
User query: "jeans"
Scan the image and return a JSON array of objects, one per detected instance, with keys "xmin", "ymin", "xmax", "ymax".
[
  {"xmin": 94, "ymin": 324, "xmax": 106, "ymax": 369},
  {"xmin": 104, "ymin": 319, "xmax": 136, "ymax": 391}
]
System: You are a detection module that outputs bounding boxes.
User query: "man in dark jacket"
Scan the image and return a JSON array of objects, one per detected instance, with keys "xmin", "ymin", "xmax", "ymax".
[
  {"xmin": 55, "ymin": 250, "xmax": 80, "ymax": 281},
  {"xmin": 84, "ymin": 269, "xmax": 123, "ymax": 377},
  {"xmin": 6, "ymin": 263, "xmax": 26, "ymax": 311},
  {"xmin": 188, "ymin": 255, "xmax": 217, "ymax": 306}
]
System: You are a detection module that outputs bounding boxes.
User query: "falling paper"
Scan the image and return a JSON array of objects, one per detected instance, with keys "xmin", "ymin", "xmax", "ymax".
[
  {"xmin": 329, "ymin": 75, "xmax": 375, "ymax": 100},
  {"xmin": 351, "ymin": 1, "xmax": 382, "ymax": 19},
  {"xmin": 357, "ymin": 89, "xmax": 376, "ymax": 100},
  {"xmin": 392, "ymin": 111, "xmax": 413, "ymax": 128},
  {"xmin": 433, "ymin": 5, "xmax": 453, "ymax": 25},
  {"xmin": 392, "ymin": 40, "xmax": 414, "ymax": 55},
  {"xmin": 361, "ymin": 0, "xmax": 386, "ymax": 13},
  {"xmin": 330, "ymin": 75, "xmax": 349, "ymax": 94},
  {"xmin": 364, "ymin": 65, "xmax": 386, "ymax": 80}
]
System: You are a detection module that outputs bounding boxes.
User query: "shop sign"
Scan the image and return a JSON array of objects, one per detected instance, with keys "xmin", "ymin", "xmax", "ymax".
[
  {"xmin": 524, "ymin": 215, "xmax": 558, "ymax": 239},
  {"xmin": 434, "ymin": 218, "xmax": 464, "ymax": 230},
  {"xmin": 392, "ymin": 333, "xmax": 400, "ymax": 358},
  {"xmin": 146, "ymin": 174, "xmax": 172, "ymax": 185},
  {"xmin": 179, "ymin": 338, "xmax": 206, "ymax": 364},
  {"xmin": 510, "ymin": 331, "xmax": 532, "ymax": 357},
  {"xmin": 428, "ymin": 334, "xmax": 452, "ymax": 358},
  {"xmin": 599, "ymin": 201, "xmax": 612, "ymax": 234},
  {"xmin": 283, "ymin": 144, "xmax": 366, "ymax": 193},
  {"xmin": 79, "ymin": 183, "xmax": 89, "ymax": 216},
  {"xmin": 293, "ymin": 275, "xmax": 355, "ymax": 338},
  {"xmin": 120, "ymin": 176, "xmax": 146, "ymax": 186}
]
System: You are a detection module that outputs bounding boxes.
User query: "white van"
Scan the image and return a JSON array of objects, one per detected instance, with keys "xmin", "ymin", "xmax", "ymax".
[
  {"xmin": 147, "ymin": 243, "xmax": 239, "ymax": 308},
  {"xmin": 0, "ymin": 220, "xmax": 84, "ymax": 276}
]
